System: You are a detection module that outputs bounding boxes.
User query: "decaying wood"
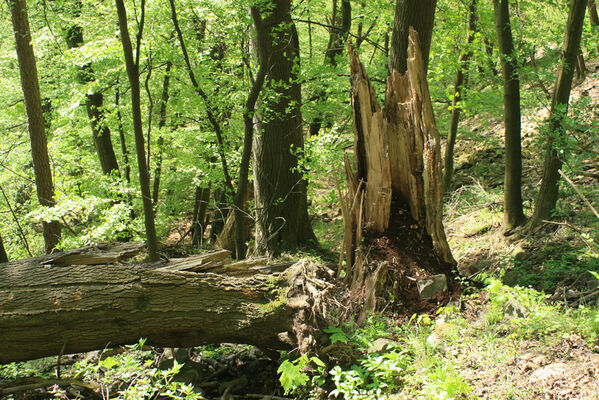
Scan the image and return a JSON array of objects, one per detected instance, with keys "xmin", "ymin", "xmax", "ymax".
[
  {"xmin": 0, "ymin": 247, "xmax": 331, "ymax": 364},
  {"xmin": 157, "ymin": 249, "xmax": 232, "ymax": 272},
  {"xmin": 346, "ymin": 29, "xmax": 455, "ymax": 268},
  {"xmin": 343, "ymin": 29, "xmax": 456, "ymax": 316},
  {"xmin": 44, "ymin": 242, "xmax": 145, "ymax": 265}
]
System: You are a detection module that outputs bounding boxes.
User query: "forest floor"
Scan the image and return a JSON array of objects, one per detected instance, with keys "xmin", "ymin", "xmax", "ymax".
[{"xmin": 2, "ymin": 68, "xmax": 599, "ymax": 400}]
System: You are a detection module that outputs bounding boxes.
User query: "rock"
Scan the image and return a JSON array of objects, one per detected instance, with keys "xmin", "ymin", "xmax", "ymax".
[
  {"xmin": 529, "ymin": 362, "xmax": 570, "ymax": 383},
  {"xmin": 367, "ymin": 338, "xmax": 396, "ymax": 353},
  {"xmin": 503, "ymin": 299, "xmax": 528, "ymax": 318},
  {"xmin": 417, "ymin": 274, "xmax": 448, "ymax": 299}
]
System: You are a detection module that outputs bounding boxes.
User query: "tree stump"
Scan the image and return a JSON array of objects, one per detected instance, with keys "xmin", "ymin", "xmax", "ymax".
[{"xmin": 342, "ymin": 29, "xmax": 456, "ymax": 319}]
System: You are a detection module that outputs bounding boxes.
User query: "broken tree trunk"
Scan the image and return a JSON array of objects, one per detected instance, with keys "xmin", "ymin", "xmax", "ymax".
[
  {"xmin": 0, "ymin": 247, "xmax": 333, "ymax": 364},
  {"xmin": 343, "ymin": 29, "xmax": 456, "ymax": 318}
]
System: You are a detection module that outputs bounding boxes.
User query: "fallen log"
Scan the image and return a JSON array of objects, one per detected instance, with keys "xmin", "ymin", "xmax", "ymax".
[{"xmin": 0, "ymin": 250, "xmax": 332, "ymax": 364}]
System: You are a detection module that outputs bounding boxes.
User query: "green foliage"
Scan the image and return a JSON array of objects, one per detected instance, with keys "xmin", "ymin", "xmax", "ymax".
[{"xmin": 277, "ymin": 354, "xmax": 324, "ymax": 395}]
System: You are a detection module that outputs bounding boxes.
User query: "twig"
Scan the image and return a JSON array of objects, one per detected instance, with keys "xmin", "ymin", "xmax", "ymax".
[
  {"xmin": 0, "ymin": 379, "xmax": 98, "ymax": 395},
  {"xmin": 570, "ymin": 289, "xmax": 599, "ymax": 308},
  {"xmin": 0, "ymin": 185, "xmax": 32, "ymax": 257},
  {"xmin": 559, "ymin": 169, "xmax": 599, "ymax": 222},
  {"xmin": 541, "ymin": 220, "xmax": 598, "ymax": 255}
]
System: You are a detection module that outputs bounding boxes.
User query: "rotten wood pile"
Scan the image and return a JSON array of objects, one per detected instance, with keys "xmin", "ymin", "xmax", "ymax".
[
  {"xmin": 340, "ymin": 29, "xmax": 456, "ymax": 318},
  {"xmin": 0, "ymin": 244, "xmax": 333, "ymax": 364}
]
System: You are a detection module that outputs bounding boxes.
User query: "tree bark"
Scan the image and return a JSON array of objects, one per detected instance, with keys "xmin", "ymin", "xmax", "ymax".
[
  {"xmin": 443, "ymin": 0, "xmax": 478, "ymax": 192},
  {"xmin": 388, "ymin": 0, "xmax": 437, "ymax": 75},
  {"xmin": 0, "ymin": 254, "xmax": 306, "ymax": 364},
  {"xmin": 65, "ymin": 0, "xmax": 120, "ymax": 176},
  {"xmin": 9, "ymin": 0, "xmax": 61, "ymax": 254},
  {"xmin": 252, "ymin": 0, "xmax": 316, "ymax": 255},
  {"xmin": 0, "ymin": 232, "xmax": 8, "ymax": 263},
  {"xmin": 532, "ymin": 0, "xmax": 587, "ymax": 223},
  {"xmin": 494, "ymin": 0, "xmax": 526, "ymax": 231},
  {"xmin": 115, "ymin": 0, "xmax": 159, "ymax": 261}
]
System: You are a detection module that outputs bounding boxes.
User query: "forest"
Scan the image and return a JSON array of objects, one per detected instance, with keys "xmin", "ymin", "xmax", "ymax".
[{"xmin": 1, "ymin": 0, "xmax": 599, "ymax": 398}]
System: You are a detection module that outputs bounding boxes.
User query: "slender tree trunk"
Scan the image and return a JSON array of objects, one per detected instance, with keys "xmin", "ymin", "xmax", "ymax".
[
  {"xmin": 0, "ymin": 233, "xmax": 8, "ymax": 263},
  {"xmin": 494, "ymin": 0, "xmax": 526, "ymax": 231},
  {"xmin": 252, "ymin": 0, "xmax": 316, "ymax": 255},
  {"xmin": 308, "ymin": 0, "xmax": 351, "ymax": 137},
  {"xmin": 388, "ymin": 0, "xmax": 437, "ymax": 75},
  {"xmin": 167, "ymin": 0, "xmax": 234, "ymax": 198},
  {"xmin": 152, "ymin": 61, "xmax": 172, "ymax": 208},
  {"xmin": 233, "ymin": 7, "xmax": 267, "ymax": 259},
  {"xmin": 115, "ymin": 0, "xmax": 159, "ymax": 261},
  {"xmin": 9, "ymin": 0, "xmax": 61, "ymax": 254},
  {"xmin": 116, "ymin": 86, "xmax": 131, "ymax": 185},
  {"xmin": 65, "ymin": 1, "xmax": 119, "ymax": 176},
  {"xmin": 575, "ymin": 49, "xmax": 587, "ymax": 79},
  {"xmin": 443, "ymin": 0, "xmax": 478, "ymax": 192},
  {"xmin": 532, "ymin": 0, "xmax": 587, "ymax": 223},
  {"xmin": 589, "ymin": 0, "xmax": 599, "ymax": 25},
  {"xmin": 191, "ymin": 185, "xmax": 211, "ymax": 246}
]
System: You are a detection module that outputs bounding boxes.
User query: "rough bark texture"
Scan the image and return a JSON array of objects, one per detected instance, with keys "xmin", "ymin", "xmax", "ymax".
[
  {"xmin": 0, "ymin": 256, "xmax": 295, "ymax": 364},
  {"xmin": 388, "ymin": 0, "xmax": 437, "ymax": 75},
  {"xmin": 443, "ymin": 0, "xmax": 478, "ymax": 192},
  {"xmin": 533, "ymin": 0, "xmax": 587, "ymax": 223},
  {"xmin": 494, "ymin": 0, "xmax": 526, "ymax": 231},
  {"xmin": 252, "ymin": 0, "xmax": 316, "ymax": 255},
  {"xmin": 9, "ymin": 0, "xmax": 61, "ymax": 254},
  {"xmin": 115, "ymin": 0, "xmax": 159, "ymax": 261}
]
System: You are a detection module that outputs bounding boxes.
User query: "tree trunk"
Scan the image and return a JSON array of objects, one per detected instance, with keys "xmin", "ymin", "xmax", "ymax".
[
  {"xmin": 65, "ymin": 1, "xmax": 120, "ymax": 176},
  {"xmin": 115, "ymin": 0, "xmax": 159, "ymax": 261},
  {"xmin": 388, "ymin": 0, "xmax": 437, "ymax": 75},
  {"xmin": 308, "ymin": 0, "xmax": 351, "ymax": 137},
  {"xmin": 252, "ymin": 0, "xmax": 316, "ymax": 255},
  {"xmin": 116, "ymin": 87, "xmax": 131, "ymax": 185},
  {"xmin": 152, "ymin": 61, "xmax": 172, "ymax": 208},
  {"xmin": 0, "ymin": 232, "xmax": 8, "ymax": 263},
  {"xmin": 443, "ymin": 0, "xmax": 478, "ymax": 192},
  {"xmin": 575, "ymin": 49, "xmax": 587, "ymax": 80},
  {"xmin": 589, "ymin": 0, "xmax": 599, "ymax": 25},
  {"xmin": 532, "ymin": 0, "xmax": 587, "ymax": 223},
  {"xmin": 494, "ymin": 0, "xmax": 526, "ymax": 232},
  {"xmin": 192, "ymin": 185, "xmax": 211, "ymax": 246},
  {"xmin": 343, "ymin": 30, "xmax": 455, "ymax": 319},
  {"xmin": 9, "ymin": 0, "xmax": 61, "ymax": 254},
  {"xmin": 0, "ymin": 252, "xmax": 332, "ymax": 364}
]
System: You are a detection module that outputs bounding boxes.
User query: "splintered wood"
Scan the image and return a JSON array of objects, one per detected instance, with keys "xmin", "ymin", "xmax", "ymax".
[{"xmin": 345, "ymin": 29, "xmax": 455, "ymax": 270}]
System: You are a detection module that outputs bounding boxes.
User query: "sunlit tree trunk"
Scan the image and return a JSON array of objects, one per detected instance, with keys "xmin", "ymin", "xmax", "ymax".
[
  {"xmin": 388, "ymin": 0, "xmax": 437, "ymax": 75},
  {"xmin": 115, "ymin": 0, "xmax": 159, "ymax": 261},
  {"xmin": 152, "ymin": 61, "xmax": 172, "ymax": 208},
  {"xmin": 532, "ymin": 0, "xmax": 587, "ymax": 223},
  {"xmin": 494, "ymin": 0, "xmax": 526, "ymax": 232},
  {"xmin": 444, "ymin": 0, "xmax": 478, "ymax": 192},
  {"xmin": 252, "ymin": 0, "xmax": 316, "ymax": 255},
  {"xmin": 9, "ymin": 0, "xmax": 61, "ymax": 254}
]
